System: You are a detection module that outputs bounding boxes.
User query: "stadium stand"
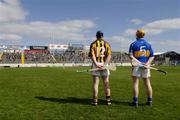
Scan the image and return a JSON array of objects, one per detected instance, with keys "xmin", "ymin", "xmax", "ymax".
[
  {"xmin": 154, "ymin": 51, "xmax": 180, "ymax": 66},
  {"xmin": 0, "ymin": 45, "xmax": 179, "ymax": 66}
]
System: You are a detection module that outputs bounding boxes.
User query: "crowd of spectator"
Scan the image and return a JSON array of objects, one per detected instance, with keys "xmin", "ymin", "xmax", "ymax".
[
  {"xmin": 0, "ymin": 49, "xmax": 131, "ymax": 64},
  {"xmin": 0, "ymin": 52, "xmax": 53, "ymax": 64},
  {"xmin": 0, "ymin": 48, "xmax": 179, "ymax": 66},
  {"xmin": 54, "ymin": 51, "xmax": 86, "ymax": 63},
  {"xmin": 0, "ymin": 53, "xmax": 21, "ymax": 63}
]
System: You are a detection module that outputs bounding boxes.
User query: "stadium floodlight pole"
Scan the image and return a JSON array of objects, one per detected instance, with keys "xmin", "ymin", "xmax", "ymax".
[
  {"xmin": 21, "ymin": 48, "xmax": 25, "ymax": 64},
  {"xmin": 120, "ymin": 41, "xmax": 123, "ymax": 65}
]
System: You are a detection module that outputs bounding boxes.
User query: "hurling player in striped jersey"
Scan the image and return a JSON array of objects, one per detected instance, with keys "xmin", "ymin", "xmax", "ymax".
[{"xmin": 89, "ymin": 31, "xmax": 112, "ymax": 105}]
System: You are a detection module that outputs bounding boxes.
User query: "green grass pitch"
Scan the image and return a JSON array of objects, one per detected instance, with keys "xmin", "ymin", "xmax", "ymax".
[{"xmin": 0, "ymin": 66, "xmax": 179, "ymax": 120}]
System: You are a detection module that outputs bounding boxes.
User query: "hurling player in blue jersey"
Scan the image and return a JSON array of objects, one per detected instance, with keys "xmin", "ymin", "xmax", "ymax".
[{"xmin": 129, "ymin": 29, "xmax": 154, "ymax": 107}]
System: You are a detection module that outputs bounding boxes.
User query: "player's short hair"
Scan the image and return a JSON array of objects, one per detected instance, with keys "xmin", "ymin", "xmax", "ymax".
[
  {"xmin": 96, "ymin": 31, "xmax": 103, "ymax": 38},
  {"xmin": 136, "ymin": 29, "xmax": 145, "ymax": 38}
]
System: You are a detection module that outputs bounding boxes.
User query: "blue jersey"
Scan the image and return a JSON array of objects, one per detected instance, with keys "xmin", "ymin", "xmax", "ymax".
[{"xmin": 129, "ymin": 38, "xmax": 154, "ymax": 63}]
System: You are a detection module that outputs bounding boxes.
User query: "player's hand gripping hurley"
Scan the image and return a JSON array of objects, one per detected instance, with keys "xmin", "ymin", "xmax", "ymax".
[
  {"xmin": 131, "ymin": 57, "xmax": 167, "ymax": 75},
  {"xmin": 76, "ymin": 63, "xmax": 116, "ymax": 73}
]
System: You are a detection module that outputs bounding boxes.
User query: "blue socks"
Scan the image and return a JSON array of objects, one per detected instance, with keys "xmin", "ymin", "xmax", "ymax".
[
  {"xmin": 147, "ymin": 97, "xmax": 152, "ymax": 102},
  {"xmin": 133, "ymin": 96, "xmax": 138, "ymax": 103},
  {"xmin": 133, "ymin": 97, "xmax": 152, "ymax": 103}
]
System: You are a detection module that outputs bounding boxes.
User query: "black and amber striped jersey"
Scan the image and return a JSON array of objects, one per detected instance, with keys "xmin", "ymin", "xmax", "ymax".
[{"xmin": 89, "ymin": 38, "xmax": 111, "ymax": 63}]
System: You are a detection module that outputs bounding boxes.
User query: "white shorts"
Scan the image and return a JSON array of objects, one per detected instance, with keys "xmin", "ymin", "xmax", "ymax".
[
  {"xmin": 132, "ymin": 66, "xmax": 151, "ymax": 78},
  {"xmin": 91, "ymin": 63, "xmax": 110, "ymax": 77}
]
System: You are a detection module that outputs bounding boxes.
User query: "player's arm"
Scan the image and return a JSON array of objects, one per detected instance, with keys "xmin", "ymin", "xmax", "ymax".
[
  {"xmin": 92, "ymin": 55, "xmax": 104, "ymax": 68},
  {"xmin": 105, "ymin": 54, "xmax": 111, "ymax": 65},
  {"xmin": 89, "ymin": 44, "xmax": 103, "ymax": 68},
  {"xmin": 144, "ymin": 56, "xmax": 154, "ymax": 66},
  {"xmin": 105, "ymin": 44, "xmax": 112, "ymax": 65},
  {"xmin": 144, "ymin": 45, "xmax": 154, "ymax": 66},
  {"xmin": 129, "ymin": 55, "xmax": 141, "ymax": 64},
  {"xmin": 91, "ymin": 54, "xmax": 98, "ymax": 66},
  {"xmin": 129, "ymin": 43, "xmax": 142, "ymax": 65}
]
